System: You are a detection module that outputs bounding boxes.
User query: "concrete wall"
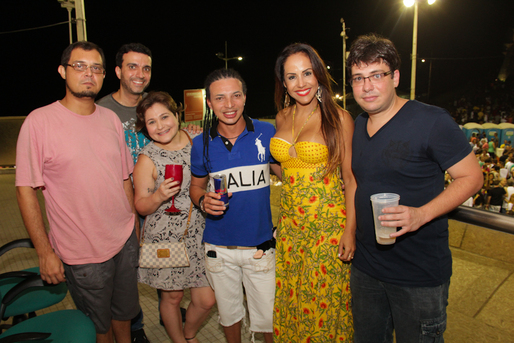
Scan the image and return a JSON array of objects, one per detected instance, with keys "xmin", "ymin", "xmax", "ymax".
[
  {"xmin": 0, "ymin": 117, "xmax": 25, "ymax": 167},
  {"xmin": 449, "ymin": 219, "xmax": 514, "ymax": 264}
]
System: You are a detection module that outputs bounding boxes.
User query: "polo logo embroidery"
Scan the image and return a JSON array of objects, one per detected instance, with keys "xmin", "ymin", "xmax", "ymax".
[{"xmin": 255, "ymin": 134, "xmax": 265, "ymax": 162}]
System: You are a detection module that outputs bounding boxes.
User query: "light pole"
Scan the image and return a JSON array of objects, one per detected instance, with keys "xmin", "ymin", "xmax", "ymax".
[
  {"xmin": 403, "ymin": 0, "xmax": 435, "ymax": 100},
  {"xmin": 216, "ymin": 41, "xmax": 243, "ymax": 69},
  {"xmin": 57, "ymin": 0, "xmax": 87, "ymax": 42},
  {"xmin": 340, "ymin": 18, "xmax": 348, "ymax": 110}
]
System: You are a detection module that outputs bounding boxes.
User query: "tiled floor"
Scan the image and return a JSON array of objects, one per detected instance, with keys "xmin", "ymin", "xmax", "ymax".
[{"xmin": 1, "ymin": 171, "xmax": 514, "ymax": 342}]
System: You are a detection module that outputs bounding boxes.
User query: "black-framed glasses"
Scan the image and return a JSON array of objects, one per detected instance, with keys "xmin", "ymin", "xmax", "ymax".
[
  {"xmin": 350, "ymin": 71, "xmax": 392, "ymax": 86},
  {"xmin": 66, "ymin": 63, "xmax": 105, "ymax": 74}
]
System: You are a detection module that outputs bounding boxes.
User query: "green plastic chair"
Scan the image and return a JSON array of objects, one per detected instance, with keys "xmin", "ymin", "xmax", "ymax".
[
  {"xmin": 0, "ymin": 239, "xmax": 67, "ymax": 327},
  {"xmin": 0, "ymin": 275, "xmax": 95, "ymax": 342}
]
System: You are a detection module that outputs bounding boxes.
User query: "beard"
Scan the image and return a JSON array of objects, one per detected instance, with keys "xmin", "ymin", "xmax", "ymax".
[{"xmin": 66, "ymin": 83, "xmax": 98, "ymax": 99}]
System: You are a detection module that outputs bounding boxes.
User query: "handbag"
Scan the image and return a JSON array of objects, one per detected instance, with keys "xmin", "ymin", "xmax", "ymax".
[{"xmin": 139, "ymin": 202, "xmax": 193, "ymax": 268}]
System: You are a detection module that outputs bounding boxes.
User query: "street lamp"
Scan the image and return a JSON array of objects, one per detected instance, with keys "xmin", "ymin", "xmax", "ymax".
[
  {"xmin": 403, "ymin": 0, "xmax": 436, "ymax": 100},
  {"xmin": 216, "ymin": 41, "xmax": 243, "ymax": 69}
]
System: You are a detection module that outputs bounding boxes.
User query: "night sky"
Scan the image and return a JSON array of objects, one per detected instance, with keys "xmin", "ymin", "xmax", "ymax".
[{"xmin": 1, "ymin": 0, "xmax": 513, "ymax": 119}]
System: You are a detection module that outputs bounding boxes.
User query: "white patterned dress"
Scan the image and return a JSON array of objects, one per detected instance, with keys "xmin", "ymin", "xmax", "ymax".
[{"xmin": 137, "ymin": 137, "xmax": 209, "ymax": 290}]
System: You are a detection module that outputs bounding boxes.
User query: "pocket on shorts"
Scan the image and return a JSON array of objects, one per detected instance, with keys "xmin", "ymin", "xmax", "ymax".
[
  {"xmin": 249, "ymin": 248, "xmax": 275, "ymax": 273},
  {"xmin": 126, "ymin": 229, "xmax": 139, "ymax": 267},
  {"xmin": 68, "ymin": 264, "xmax": 106, "ymax": 290},
  {"xmin": 205, "ymin": 245, "xmax": 224, "ymax": 273},
  {"xmin": 420, "ymin": 312, "xmax": 446, "ymax": 343}
]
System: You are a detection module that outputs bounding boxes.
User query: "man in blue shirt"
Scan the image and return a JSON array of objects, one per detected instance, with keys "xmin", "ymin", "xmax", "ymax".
[{"xmin": 190, "ymin": 69, "xmax": 280, "ymax": 343}]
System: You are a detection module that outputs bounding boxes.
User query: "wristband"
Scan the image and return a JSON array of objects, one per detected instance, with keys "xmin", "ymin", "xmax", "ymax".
[{"xmin": 198, "ymin": 195, "xmax": 205, "ymax": 212}]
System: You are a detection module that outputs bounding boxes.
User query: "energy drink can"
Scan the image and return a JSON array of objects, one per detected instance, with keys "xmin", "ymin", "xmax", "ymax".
[{"xmin": 213, "ymin": 174, "xmax": 229, "ymax": 206}]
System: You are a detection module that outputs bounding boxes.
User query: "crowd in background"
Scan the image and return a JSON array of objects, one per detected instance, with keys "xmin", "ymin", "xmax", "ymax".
[
  {"xmin": 454, "ymin": 134, "xmax": 514, "ymax": 214},
  {"xmin": 447, "ymin": 80, "xmax": 514, "ymax": 125}
]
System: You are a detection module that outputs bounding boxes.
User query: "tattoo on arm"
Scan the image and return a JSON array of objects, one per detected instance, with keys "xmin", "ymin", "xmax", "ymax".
[{"xmin": 147, "ymin": 188, "xmax": 152, "ymax": 194}]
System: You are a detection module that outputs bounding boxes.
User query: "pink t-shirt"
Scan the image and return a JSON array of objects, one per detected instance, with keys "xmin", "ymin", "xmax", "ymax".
[{"xmin": 16, "ymin": 101, "xmax": 135, "ymax": 265}]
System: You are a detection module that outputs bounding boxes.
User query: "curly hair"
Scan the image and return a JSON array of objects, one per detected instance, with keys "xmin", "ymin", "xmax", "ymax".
[{"xmin": 135, "ymin": 91, "xmax": 183, "ymax": 140}]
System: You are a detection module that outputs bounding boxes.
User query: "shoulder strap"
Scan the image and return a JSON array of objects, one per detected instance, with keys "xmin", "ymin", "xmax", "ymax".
[
  {"xmin": 183, "ymin": 130, "xmax": 193, "ymax": 145},
  {"xmin": 140, "ymin": 202, "xmax": 194, "ymax": 245},
  {"xmin": 179, "ymin": 202, "xmax": 194, "ymax": 242},
  {"xmin": 181, "ymin": 129, "xmax": 194, "ymax": 240},
  {"xmin": 139, "ymin": 217, "xmax": 147, "ymax": 246}
]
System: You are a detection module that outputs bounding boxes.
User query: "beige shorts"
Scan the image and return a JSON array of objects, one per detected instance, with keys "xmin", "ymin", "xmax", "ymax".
[{"xmin": 204, "ymin": 243, "xmax": 275, "ymax": 333}]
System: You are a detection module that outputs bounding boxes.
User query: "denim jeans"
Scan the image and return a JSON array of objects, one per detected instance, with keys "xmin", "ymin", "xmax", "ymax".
[
  {"xmin": 131, "ymin": 309, "xmax": 144, "ymax": 331},
  {"xmin": 351, "ymin": 265, "xmax": 449, "ymax": 343}
]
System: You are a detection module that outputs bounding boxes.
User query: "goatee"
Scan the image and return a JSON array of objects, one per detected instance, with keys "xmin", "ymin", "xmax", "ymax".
[{"xmin": 66, "ymin": 84, "xmax": 98, "ymax": 99}]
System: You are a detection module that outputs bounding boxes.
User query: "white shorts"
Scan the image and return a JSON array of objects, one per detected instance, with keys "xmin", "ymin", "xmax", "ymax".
[{"xmin": 204, "ymin": 243, "xmax": 275, "ymax": 333}]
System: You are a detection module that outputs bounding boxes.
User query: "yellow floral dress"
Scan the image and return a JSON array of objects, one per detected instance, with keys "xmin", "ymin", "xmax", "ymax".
[{"xmin": 270, "ymin": 137, "xmax": 353, "ymax": 343}]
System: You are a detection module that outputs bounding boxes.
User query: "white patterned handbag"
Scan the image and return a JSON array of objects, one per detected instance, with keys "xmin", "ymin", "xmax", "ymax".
[{"xmin": 138, "ymin": 202, "xmax": 192, "ymax": 268}]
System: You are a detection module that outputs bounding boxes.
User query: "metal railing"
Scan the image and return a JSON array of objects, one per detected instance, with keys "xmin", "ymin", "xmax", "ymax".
[{"xmin": 448, "ymin": 206, "xmax": 514, "ymax": 235}]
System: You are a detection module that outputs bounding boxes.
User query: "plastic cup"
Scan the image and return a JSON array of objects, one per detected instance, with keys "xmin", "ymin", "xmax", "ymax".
[{"xmin": 370, "ymin": 193, "xmax": 400, "ymax": 245}]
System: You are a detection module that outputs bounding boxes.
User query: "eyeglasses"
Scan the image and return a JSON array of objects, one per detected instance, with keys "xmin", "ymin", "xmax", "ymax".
[
  {"xmin": 66, "ymin": 63, "xmax": 105, "ymax": 74},
  {"xmin": 350, "ymin": 71, "xmax": 392, "ymax": 86}
]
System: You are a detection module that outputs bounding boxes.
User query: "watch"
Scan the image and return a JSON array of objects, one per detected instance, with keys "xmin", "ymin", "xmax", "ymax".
[{"xmin": 198, "ymin": 195, "xmax": 206, "ymax": 212}]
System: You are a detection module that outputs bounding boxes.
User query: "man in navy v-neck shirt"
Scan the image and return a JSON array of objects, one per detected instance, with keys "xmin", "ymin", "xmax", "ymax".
[{"xmin": 347, "ymin": 33, "xmax": 483, "ymax": 343}]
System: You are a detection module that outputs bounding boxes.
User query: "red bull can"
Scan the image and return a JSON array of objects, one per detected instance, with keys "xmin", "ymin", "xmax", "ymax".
[{"xmin": 213, "ymin": 174, "xmax": 229, "ymax": 206}]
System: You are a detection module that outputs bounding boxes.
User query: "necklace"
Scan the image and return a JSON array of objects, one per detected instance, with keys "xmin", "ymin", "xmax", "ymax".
[{"xmin": 292, "ymin": 104, "xmax": 319, "ymax": 145}]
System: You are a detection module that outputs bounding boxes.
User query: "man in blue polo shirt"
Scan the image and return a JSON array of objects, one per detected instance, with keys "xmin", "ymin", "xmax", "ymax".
[{"xmin": 190, "ymin": 68, "xmax": 280, "ymax": 343}]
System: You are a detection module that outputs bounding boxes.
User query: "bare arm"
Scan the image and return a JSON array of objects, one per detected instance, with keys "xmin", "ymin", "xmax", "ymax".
[
  {"xmin": 133, "ymin": 154, "xmax": 180, "ymax": 217},
  {"xmin": 270, "ymin": 110, "xmax": 286, "ymax": 181},
  {"xmin": 337, "ymin": 110, "xmax": 357, "ymax": 261},
  {"xmin": 16, "ymin": 186, "xmax": 65, "ymax": 284},
  {"xmin": 382, "ymin": 152, "xmax": 483, "ymax": 237},
  {"xmin": 123, "ymin": 177, "xmax": 141, "ymax": 239},
  {"xmin": 270, "ymin": 163, "xmax": 282, "ymax": 181},
  {"xmin": 275, "ymin": 110, "xmax": 286, "ymax": 130},
  {"xmin": 190, "ymin": 175, "xmax": 227, "ymax": 216}
]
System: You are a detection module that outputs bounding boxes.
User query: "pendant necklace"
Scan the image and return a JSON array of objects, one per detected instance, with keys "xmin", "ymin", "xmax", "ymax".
[{"xmin": 292, "ymin": 104, "xmax": 319, "ymax": 145}]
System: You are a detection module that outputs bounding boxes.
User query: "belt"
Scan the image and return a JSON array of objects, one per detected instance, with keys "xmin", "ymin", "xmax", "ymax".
[{"xmin": 215, "ymin": 245, "xmax": 256, "ymax": 250}]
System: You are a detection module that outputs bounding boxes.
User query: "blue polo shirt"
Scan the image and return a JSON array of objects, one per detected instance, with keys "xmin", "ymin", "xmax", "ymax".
[{"xmin": 191, "ymin": 115, "xmax": 276, "ymax": 246}]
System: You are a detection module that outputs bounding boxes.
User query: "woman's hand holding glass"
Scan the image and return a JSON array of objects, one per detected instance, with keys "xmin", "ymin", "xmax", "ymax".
[
  {"xmin": 156, "ymin": 177, "xmax": 181, "ymax": 203},
  {"xmin": 163, "ymin": 164, "xmax": 183, "ymax": 213}
]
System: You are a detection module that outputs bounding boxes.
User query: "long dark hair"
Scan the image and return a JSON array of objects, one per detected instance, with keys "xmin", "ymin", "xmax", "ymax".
[
  {"xmin": 274, "ymin": 43, "xmax": 345, "ymax": 176},
  {"xmin": 202, "ymin": 68, "xmax": 247, "ymax": 173}
]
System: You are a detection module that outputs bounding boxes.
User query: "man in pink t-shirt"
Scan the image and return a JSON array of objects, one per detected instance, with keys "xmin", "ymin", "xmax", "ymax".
[{"xmin": 16, "ymin": 41, "xmax": 139, "ymax": 343}]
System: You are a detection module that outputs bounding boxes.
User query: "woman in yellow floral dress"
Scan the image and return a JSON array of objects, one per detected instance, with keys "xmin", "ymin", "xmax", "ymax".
[{"xmin": 270, "ymin": 43, "xmax": 357, "ymax": 342}]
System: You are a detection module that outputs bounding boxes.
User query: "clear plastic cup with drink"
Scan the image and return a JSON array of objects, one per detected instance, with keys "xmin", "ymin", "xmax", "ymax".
[{"xmin": 370, "ymin": 193, "xmax": 400, "ymax": 245}]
